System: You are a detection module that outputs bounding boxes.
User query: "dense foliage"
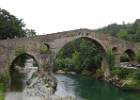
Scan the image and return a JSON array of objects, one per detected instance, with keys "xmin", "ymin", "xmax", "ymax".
[
  {"xmin": 54, "ymin": 38, "xmax": 102, "ymax": 72},
  {"xmin": 112, "ymin": 67, "xmax": 140, "ymax": 89},
  {"xmin": 94, "ymin": 19, "xmax": 140, "ymax": 42},
  {"xmin": 0, "ymin": 8, "xmax": 36, "ymax": 39}
]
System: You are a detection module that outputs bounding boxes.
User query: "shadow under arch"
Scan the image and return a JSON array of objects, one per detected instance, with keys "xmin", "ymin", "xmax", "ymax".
[
  {"xmin": 44, "ymin": 43, "xmax": 50, "ymax": 50},
  {"xmin": 120, "ymin": 49, "xmax": 136, "ymax": 63},
  {"xmin": 124, "ymin": 49, "xmax": 136, "ymax": 61},
  {"xmin": 9, "ymin": 53, "xmax": 39, "ymax": 91}
]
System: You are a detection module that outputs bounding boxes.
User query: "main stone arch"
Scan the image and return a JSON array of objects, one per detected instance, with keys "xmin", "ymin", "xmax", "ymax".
[{"xmin": 51, "ymin": 35, "xmax": 110, "ymax": 77}]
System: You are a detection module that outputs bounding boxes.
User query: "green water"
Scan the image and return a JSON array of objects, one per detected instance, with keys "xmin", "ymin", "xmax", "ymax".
[{"xmin": 55, "ymin": 74, "xmax": 140, "ymax": 100}]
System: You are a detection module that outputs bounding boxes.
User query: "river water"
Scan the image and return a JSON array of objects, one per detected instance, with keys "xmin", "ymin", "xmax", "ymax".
[
  {"xmin": 55, "ymin": 74, "xmax": 140, "ymax": 100},
  {"xmin": 5, "ymin": 73, "xmax": 140, "ymax": 100}
]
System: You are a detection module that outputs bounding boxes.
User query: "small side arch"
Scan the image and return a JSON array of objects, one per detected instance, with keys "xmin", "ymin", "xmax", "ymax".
[
  {"xmin": 120, "ymin": 49, "xmax": 136, "ymax": 63},
  {"xmin": 125, "ymin": 49, "xmax": 136, "ymax": 61},
  {"xmin": 40, "ymin": 43, "xmax": 50, "ymax": 54},
  {"xmin": 9, "ymin": 53, "xmax": 39, "ymax": 91}
]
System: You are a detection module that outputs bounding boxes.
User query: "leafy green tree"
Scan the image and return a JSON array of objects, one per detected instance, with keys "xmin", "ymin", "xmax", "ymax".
[
  {"xmin": 0, "ymin": 8, "xmax": 36, "ymax": 39},
  {"xmin": 107, "ymin": 48, "xmax": 115, "ymax": 70},
  {"xmin": 133, "ymin": 19, "xmax": 140, "ymax": 34},
  {"xmin": 56, "ymin": 48, "xmax": 65, "ymax": 59},
  {"xmin": 25, "ymin": 29, "xmax": 36, "ymax": 37},
  {"xmin": 72, "ymin": 51, "xmax": 80, "ymax": 70},
  {"xmin": 117, "ymin": 29, "xmax": 128, "ymax": 39}
]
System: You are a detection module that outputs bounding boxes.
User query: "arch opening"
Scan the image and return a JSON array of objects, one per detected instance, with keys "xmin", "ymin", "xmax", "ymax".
[
  {"xmin": 120, "ymin": 49, "xmax": 136, "ymax": 63},
  {"xmin": 9, "ymin": 53, "xmax": 39, "ymax": 91},
  {"xmin": 125, "ymin": 49, "xmax": 136, "ymax": 61},
  {"xmin": 40, "ymin": 43, "xmax": 50, "ymax": 54},
  {"xmin": 112, "ymin": 47, "xmax": 119, "ymax": 54},
  {"xmin": 54, "ymin": 37, "xmax": 106, "ymax": 74}
]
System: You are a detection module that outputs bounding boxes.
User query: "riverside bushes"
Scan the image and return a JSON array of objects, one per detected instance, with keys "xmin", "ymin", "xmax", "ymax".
[
  {"xmin": 133, "ymin": 70, "xmax": 140, "ymax": 80},
  {"xmin": 111, "ymin": 67, "xmax": 140, "ymax": 89},
  {"xmin": 112, "ymin": 67, "xmax": 137, "ymax": 79}
]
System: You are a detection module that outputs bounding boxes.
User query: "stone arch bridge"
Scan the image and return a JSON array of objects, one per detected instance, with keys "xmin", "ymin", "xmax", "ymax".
[{"xmin": 0, "ymin": 29, "xmax": 139, "ymax": 79}]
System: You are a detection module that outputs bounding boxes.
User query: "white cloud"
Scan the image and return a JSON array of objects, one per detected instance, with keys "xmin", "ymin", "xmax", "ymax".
[{"xmin": 0, "ymin": 0, "xmax": 140, "ymax": 35}]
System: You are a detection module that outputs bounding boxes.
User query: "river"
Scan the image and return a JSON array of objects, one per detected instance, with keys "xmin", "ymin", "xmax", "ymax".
[
  {"xmin": 5, "ymin": 73, "xmax": 140, "ymax": 100},
  {"xmin": 54, "ymin": 74, "xmax": 140, "ymax": 100}
]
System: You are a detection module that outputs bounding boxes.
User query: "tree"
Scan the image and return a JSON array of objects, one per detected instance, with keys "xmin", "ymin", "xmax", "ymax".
[
  {"xmin": 117, "ymin": 29, "xmax": 128, "ymax": 39},
  {"xmin": 0, "ymin": 8, "xmax": 36, "ymax": 39},
  {"xmin": 107, "ymin": 48, "xmax": 115, "ymax": 70},
  {"xmin": 25, "ymin": 29, "xmax": 36, "ymax": 37},
  {"xmin": 72, "ymin": 51, "xmax": 80, "ymax": 70}
]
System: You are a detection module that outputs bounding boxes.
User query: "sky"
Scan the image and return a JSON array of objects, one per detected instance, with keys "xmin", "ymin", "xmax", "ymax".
[{"xmin": 0, "ymin": 0, "xmax": 140, "ymax": 35}]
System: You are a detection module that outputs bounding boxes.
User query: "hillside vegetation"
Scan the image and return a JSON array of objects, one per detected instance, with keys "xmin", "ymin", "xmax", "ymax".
[{"xmin": 94, "ymin": 19, "xmax": 140, "ymax": 42}]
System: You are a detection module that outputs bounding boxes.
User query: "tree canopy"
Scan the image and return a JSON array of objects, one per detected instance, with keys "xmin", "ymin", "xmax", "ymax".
[{"xmin": 0, "ymin": 8, "xmax": 36, "ymax": 39}]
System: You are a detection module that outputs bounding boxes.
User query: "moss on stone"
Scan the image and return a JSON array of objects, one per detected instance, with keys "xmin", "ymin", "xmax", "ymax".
[
  {"xmin": 40, "ymin": 45, "xmax": 49, "ymax": 54},
  {"xmin": 15, "ymin": 47, "xmax": 26, "ymax": 56}
]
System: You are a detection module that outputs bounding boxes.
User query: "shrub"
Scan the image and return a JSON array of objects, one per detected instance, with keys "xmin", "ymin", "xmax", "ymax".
[
  {"xmin": 133, "ymin": 70, "xmax": 140, "ymax": 80},
  {"xmin": 111, "ymin": 67, "xmax": 136, "ymax": 79}
]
